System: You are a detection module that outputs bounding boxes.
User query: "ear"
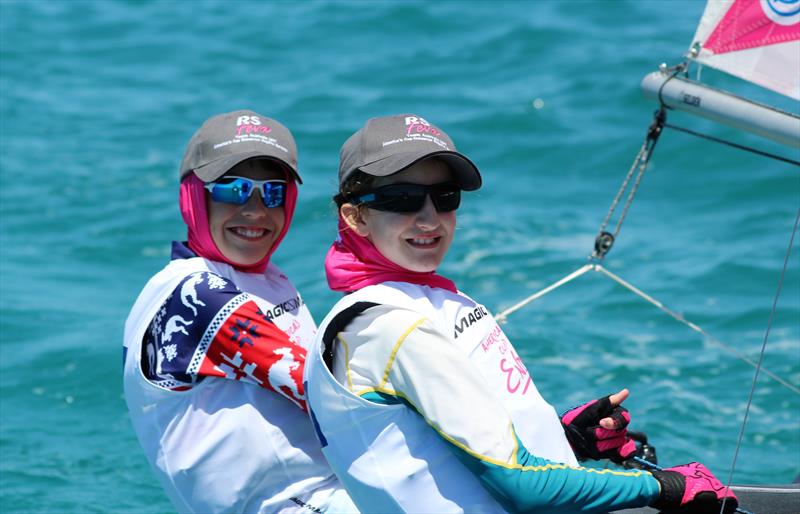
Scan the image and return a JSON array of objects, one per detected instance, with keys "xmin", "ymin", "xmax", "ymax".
[{"xmin": 340, "ymin": 203, "xmax": 371, "ymax": 237}]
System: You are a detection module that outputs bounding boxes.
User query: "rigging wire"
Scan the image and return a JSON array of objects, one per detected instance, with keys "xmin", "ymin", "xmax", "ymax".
[
  {"xmin": 495, "ymin": 105, "xmax": 800, "ymax": 395},
  {"xmin": 663, "ymin": 123, "xmax": 800, "ymax": 167},
  {"xmin": 498, "ymin": 56, "xmax": 798, "ymax": 513},
  {"xmin": 594, "ymin": 265, "xmax": 800, "ymax": 396},
  {"xmin": 494, "ymin": 264, "xmax": 593, "ymax": 323},
  {"xmin": 591, "ymin": 109, "xmax": 666, "ymax": 259},
  {"xmin": 721, "ymin": 207, "xmax": 800, "ymax": 514},
  {"xmin": 494, "ymin": 263, "xmax": 800, "ymax": 396}
]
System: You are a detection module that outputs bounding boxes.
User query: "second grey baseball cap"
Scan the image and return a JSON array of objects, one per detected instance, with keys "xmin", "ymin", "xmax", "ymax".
[
  {"xmin": 180, "ymin": 110, "xmax": 301, "ymax": 183},
  {"xmin": 339, "ymin": 114, "xmax": 481, "ymax": 191}
]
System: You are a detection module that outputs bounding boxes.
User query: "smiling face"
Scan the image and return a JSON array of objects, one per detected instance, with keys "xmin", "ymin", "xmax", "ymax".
[
  {"xmin": 341, "ymin": 158, "xmax": 456, "ymax": 272},
  {"xmin": 207, "ymin": 158, "xmax": 287, "ymax": 266}
]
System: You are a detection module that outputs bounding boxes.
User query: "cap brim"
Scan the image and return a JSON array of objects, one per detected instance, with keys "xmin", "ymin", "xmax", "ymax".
[
  {"xmin": 359, "ymin": 150, "xmax": 481, "ymax": 191},
  {"xmin": 191, "ymin": 152, "xmax": 302, "ymax": 184}
]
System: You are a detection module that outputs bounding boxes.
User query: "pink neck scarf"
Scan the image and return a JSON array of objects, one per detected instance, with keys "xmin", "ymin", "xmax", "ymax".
[
  {"xmin": 179, "ymin": 173, "xmax": 298, "ymax": 274},
  {"xmin": 324, "ymin": 216, "xmax": 457, "ymax": 293}
]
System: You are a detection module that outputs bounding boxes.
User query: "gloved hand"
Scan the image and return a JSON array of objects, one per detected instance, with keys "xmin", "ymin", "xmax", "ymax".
[
  {"xmin": 650, "ymin": 462, "xmax": 738, "ymax": 513},
  {"xmin": 560, "ymin": 389, "xmax": 636, "ymax": 462}
]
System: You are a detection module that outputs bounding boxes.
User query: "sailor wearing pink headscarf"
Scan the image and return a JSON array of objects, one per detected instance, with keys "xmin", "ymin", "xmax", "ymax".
[
  {"xmin": 304, "ymin": 114, "xmax": 737, "ymax": 514},
  {"xmin": 123, "ymin": 110, "xmax": 356, "ymax": 514}
]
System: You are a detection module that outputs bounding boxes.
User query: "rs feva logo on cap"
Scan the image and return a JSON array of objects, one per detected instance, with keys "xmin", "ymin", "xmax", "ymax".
[
  {"xmin": 381, "ymin": 116, "xmax": 450, "ymax": 151},
  {"xmin": 236, "ymin": 115, "xmax": 271, "ymax": 136},
  {"xmin": 404, "ymin": 116, "xmax": 442, "ymax": 137}
]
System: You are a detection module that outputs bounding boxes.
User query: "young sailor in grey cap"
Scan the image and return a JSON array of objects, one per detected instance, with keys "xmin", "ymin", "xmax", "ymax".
[
  {"xmin": 304, "ymin": 113, "xmax": 738, "ymax": 513},
  {"xmin": 123, "ymin": 110, "xmax": 356, "ymax": 513}
]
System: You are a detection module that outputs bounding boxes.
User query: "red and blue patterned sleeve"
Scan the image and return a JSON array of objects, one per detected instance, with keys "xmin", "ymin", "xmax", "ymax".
[{"xmin": 141, "ymin": 271, "xmax": 307, "ymax": 410}]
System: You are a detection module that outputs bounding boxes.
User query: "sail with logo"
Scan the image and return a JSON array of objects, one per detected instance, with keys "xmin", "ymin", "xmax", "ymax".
[{"xmin": 640, "ymin": 0, "xmax": 800, "ymax": 148}]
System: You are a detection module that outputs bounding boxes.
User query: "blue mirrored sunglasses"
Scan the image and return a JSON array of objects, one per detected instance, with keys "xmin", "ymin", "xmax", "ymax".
[{"xmin": 204, "ymin": 176, "xmax": 287, "ymax": 208}]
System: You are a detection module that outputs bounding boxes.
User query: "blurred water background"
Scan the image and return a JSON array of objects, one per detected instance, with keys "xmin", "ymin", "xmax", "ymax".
[{"xmin": 1, "ymin": 1, "xmax": 798, "ymax": 512}]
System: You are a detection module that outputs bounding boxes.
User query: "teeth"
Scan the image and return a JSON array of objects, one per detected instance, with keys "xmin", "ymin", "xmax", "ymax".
[
  {"xmin": 233, "ymin": 227, "xmax": 266, "ymax": 238},
  {"xmin": 411, "ymin": 237, "xmax": 435, "ymax": 245}
]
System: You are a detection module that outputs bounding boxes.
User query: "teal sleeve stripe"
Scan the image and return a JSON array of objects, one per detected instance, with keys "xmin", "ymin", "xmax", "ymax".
[
  {"xmin": 358, "ymin": 389, "xmax": 660, "ymax": 512},
  {"xmin": 449, "ymin": 433, "xmax": 661, "ymax": 514},
  {"xmin": 359, "ymin": 390, "xmax": 404, "ymax": 405}
]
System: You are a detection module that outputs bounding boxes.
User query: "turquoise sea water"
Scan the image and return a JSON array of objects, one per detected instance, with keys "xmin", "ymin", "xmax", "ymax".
[{"xmin": 1, "ymin": 1, "xmax": 798, "ymax": 512}]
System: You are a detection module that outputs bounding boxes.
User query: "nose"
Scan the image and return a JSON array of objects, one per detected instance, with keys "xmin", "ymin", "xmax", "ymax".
[
  {"xmin": 415, "ymin": 195, "xmax": 440, "ymax": 230},
  {"xmin": 240, "ymin": 189, "xmax": 268, "ymax": 217}
]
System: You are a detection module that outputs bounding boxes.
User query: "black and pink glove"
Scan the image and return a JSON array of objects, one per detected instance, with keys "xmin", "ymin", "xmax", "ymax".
[
  {"xmin": 651, "ymin": 462, "xmax": 738, "ymax": 513},
  {"xmin": 560, "ymin": 395, "xmax": 636, "ymax": 462}
]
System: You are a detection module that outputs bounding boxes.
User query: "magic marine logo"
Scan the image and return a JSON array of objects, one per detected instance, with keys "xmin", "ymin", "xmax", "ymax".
[
  {"xmin": 258, "ymin": 295, "xmax": 304, "ymax": 320},
  {"xmin": 454, "ymin": 306, "xmax": 489, "ymax": 338},
  {"xmin": 761, "ymin": 0, "xmax": 800, "ymax": 25}
]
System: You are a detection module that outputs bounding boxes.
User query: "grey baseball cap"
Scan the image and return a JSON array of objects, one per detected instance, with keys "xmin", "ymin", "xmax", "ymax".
[
  {"xmin": 180, "ymin": 110, "xmax": 301, "ymax": 183},
  {"xmin": 339, "ymin": 114, "xmax": 481, "ymax": 191}
]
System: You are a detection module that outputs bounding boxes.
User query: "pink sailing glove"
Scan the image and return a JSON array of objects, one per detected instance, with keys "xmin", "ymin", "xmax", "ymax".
[
  {"xmin": 651, "ymin": 462, "xmax": 738, "ymax": 513},
  {"xmin": 560, "ymin": 394, "xmax": 637, "ymax": 462}
]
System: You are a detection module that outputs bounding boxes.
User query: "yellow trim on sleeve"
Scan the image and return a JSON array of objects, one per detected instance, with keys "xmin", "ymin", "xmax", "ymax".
[
  {"xmin": 336, "ymin": 333, "xmax": 355, "ymax": 392},
  {"xmin": 349, "ymin": 316, "xmax": 646, "ymax": 480},
  {"xmin": 510, "ymin": 424, "xmax": 520, "ymax": 466},
  {"xmin": 358, "ymin": 387, "xmax": 647, "ymax": 479},
  {"xmin": 378, "ymin": 316, "xmax": 427, "ymax": 388},
  {"xmin": 349, "ymin": 384, "xmax": 401, "ymax": 398}
]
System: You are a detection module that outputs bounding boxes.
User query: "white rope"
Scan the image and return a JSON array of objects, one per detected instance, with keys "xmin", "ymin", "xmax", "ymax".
[
  {"xmin": 495, "ymin": 263, "xmax": 800, "ymax": 396},
  {"xmin": 494, "ymin": 264, "xmax": 593, "ymax": 324},
  {"xmin": 593, "ymin": 264, "xmax": 800, "ymax": 396}
]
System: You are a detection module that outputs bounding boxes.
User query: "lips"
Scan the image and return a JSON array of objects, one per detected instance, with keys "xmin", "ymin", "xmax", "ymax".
[
  {"xmin": 229, "ymin": 226, "xmax": 269, "ymax": 241},
  {"xmin": 406, "ymin": 236, "xmax": 441, "ymax": 248}
]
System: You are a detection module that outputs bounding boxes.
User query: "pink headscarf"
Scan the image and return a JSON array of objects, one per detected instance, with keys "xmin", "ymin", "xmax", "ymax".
[
  {"xmin": 324, "ymin": 215, "xmax": 457, "ymax": 293},
  {"xmin": 179, "ymin": 172, "xmax": 298, "ymax": 274}
]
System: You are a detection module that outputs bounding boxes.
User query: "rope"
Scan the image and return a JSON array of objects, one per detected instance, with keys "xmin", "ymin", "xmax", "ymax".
[
  {"xmin": 495, "ymin": 263, "xmax": 800, "ymax": 396},
  {"xmin": 593, "ymin": 265, "xmax": 800, "ymax": 396},
  {"xmin": 721, "ymin": 207, "xmax": 800, "ymax": 514},
  {"xmin": 595, "ymin": 143, "xmax": 647, "ymax": 239},
  {"xmin": 592, "ymin": 108, "xmax": 666, "ymax": 259},
  {"xmin": 494, "ymin": 264, "xmax": 593, "ymax": 323},
  {"xmin": 664, "ymin": 123, "xmax": 800, "ymax": 167},
  {"xmin": 496, "ymin": 68, "xmax": 797, "ymax": 510}
]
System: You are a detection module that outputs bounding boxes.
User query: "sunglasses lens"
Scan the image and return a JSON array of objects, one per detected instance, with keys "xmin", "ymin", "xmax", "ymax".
[
  {"xmin": 262, "ymin": 182, "xmax": 286, "ymax": 208},
  {"xmin": 432, "ymin": 188, "xmax": 460, "ymax": 212},
  {"xmin": 211, "ymin": 178, "xmax": 251, "ymax": 205},
  {"xmin": 378, "ymin": 193, "xmax": 426, "ymax": 213}
]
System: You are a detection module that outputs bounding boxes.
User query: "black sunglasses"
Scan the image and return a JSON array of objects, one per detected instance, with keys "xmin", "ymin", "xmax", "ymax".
[{"xmin": 348, "ymin": 182, "xmax": 461, "ymax": 213}]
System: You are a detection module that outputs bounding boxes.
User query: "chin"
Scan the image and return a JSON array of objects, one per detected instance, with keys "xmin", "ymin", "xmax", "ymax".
[
  {"xmin": 404, "ymin": 259, "xmax": 443, "ymax": 273},
  {"xmin": 227, "ymin": 250, "xmax": 269, "ymax": 266},
  {"xmin": 237, "ymin": 258, "xmax": 264, "ymax": 266}
]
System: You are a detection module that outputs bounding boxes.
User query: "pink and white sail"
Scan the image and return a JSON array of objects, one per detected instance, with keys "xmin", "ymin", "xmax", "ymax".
[{"xmin": 690, "ymin": 0, "xmax": 800, "ymax": 99}]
